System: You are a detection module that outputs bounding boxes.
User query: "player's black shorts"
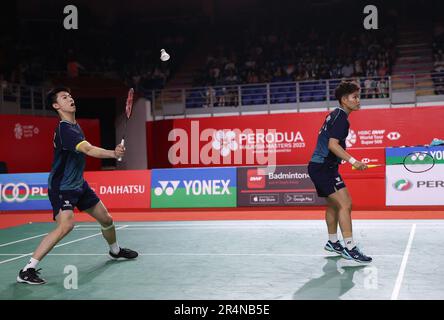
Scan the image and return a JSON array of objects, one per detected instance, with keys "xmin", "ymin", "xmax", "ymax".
[
  {"xmin": 307, "ymin": 162, "xmax": 346, "ymax": 198},
  {"xmin": 48, "ymin": 181, "xmax": 100, "ymax": 220}
]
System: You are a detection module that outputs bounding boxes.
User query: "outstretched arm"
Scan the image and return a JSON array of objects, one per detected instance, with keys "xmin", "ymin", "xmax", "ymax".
[{"xmin": 76, "ymin": 141, "xmax": 125, "ymax": 159}]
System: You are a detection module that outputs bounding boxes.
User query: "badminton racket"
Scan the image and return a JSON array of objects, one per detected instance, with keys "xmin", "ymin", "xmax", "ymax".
[
  {"xmin": 352, "ymin": 164, "xmax": 383, "ymax": 170},
  {"xmin": 117, "ymin": 88, "xmax": 134, "ymax": 162}
]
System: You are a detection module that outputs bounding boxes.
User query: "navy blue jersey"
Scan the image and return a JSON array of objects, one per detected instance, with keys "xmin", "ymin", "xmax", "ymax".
[
  {"xmin": 48, "ymin": 121, "xmax": 87, "ymax": 191},
  {"xmin": 310, "ymin": 107, "xmax": 350, "ymax": 165}
]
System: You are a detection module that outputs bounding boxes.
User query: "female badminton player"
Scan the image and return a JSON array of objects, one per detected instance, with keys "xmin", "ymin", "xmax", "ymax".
[
  {"xmin": 308, "ymin": 80, "xmax": 372, "ymax": 264},
  {"xmin": 17, "ymin": 87, "xmax": 138, "ymax": 285}
]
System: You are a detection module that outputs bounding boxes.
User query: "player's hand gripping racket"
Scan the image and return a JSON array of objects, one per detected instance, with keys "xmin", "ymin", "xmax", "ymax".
[
  {"xmin": 117, "ymin": 88, "xmax": 134, "ymax": 162},
  {"xmin": 352, "ymin": 164, "xmax": 382, "ymax": 170},
  {"xmin": 351, "ymin": 152, "xmax": 435, "ymax": 173}
]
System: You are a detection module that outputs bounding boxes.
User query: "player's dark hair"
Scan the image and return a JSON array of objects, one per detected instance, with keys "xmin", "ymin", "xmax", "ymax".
[
  {"xmin": 335, "ymin": 81, "xmax": 360, "ymax": 105},
  {"xmin": 46, "ymin": 87, "xmax": 71, "ymax": 112}
]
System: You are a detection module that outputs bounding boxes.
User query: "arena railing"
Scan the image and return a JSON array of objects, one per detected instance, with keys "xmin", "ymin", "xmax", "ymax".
[
  {"xmin": 2, "ymin": 72, "xmax": 444, "ymax": 117},
  {"xmin": 148, "ymin": 73, "xmax": 444, "ymax": 119}
]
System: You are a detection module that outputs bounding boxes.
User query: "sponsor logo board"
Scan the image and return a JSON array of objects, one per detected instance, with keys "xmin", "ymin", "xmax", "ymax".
[
  {"xmin": 151, "ymin": 167, "xmax": 237, "ymax": 208},
  {"xmin": 0, "ymin": 173, "xmax": 51, "ymax": 211},
  {"xmin": 237, "ymin": 165, "xmax": 326, "ymax": 207}
]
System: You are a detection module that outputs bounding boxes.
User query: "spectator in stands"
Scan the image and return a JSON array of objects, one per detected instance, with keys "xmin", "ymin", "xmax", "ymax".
[
  {"xmin": 205, "ymin": 86, "xmax": 216, "ymax": 107},
  {"xmin": 67, "ymin": 59, "xmax": 84, "ymax": 78},
  {"xmin": 66, "ymin": 49, "xmax": 85, "ymax": 78},
  {"xmin": 433, "ymin": 54, "xmax": 444, "ymax": 95},
  {"xmin": 226, "ymin": 86, "xmax": 239, "ymax": 107},
  {"xmin": 434, "ymin": 54, "xmax": 444, "ymax": 73},
  {"xmin": 225, "ymin": 69, "xmax": 239, "ymax": 84},
  {"xmin": 341, "ymin": 60, "xmax": 354, "ymax": 78},
  {"xmin": 378, "ymin": 61, "xmax": 388, "ymax": 77},
  {"xmin": 354, "ymin": 59, "xmax": 364, "ymax": 76},
  {"xmin": 247, "ymin": 71, "xmax": 259, "ymax": 84},
  {"xmin": 363, "ymin": 78, "xmax": 373, "ymax": 99},
  {"xmin": 217, "ymin": 87, "xmax": 227, "ymax": 107},
  {"xmin": 377, "ymin": 78, "xmax": 388, "ymax": 98}
]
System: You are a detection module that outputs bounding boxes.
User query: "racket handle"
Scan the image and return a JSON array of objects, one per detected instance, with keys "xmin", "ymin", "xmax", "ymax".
[
  {"xmin": 352, "ymin": 164, "xmax": 382, "ymax": 170},
  {"xmin": 117, "ymin": 138, "xmax": 125, "ymax": 162}
]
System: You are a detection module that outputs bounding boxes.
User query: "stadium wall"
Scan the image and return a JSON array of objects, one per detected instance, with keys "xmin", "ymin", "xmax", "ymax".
[
  {"xmin": 146, "ymin": 106, "xmax": 444, "ymax": 169},
  {"xmin": 0, "ymin": 115, "xmax": 101, "ymax": 173}
]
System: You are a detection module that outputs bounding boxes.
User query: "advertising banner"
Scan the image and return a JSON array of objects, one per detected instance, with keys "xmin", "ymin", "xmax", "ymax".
[
  {"xmin": 147, "ymin": 106, "xmax": 444, "ymax": 168},
  {"xmin": 339, "ymin": 147, "xmax": 386, "ymax": 176},
  {"xmin": 0, "ymin": 115, "xmax": 101, "ymax": 173},
  {"xmin": 151, "ymin": 167, "xmax": 237, "ymax": 208},
  {"xmin": 0, "ymin": 173, "xmax": 51, "ymax": 211},
  {"xmin": 84, "ymin": 170, "xmax": 151, "ymax": 209},
  {"xmin": 386, "ymin": 146, "xmax": 444, "ymax": 205},
  {"xmin": 0, "ymin": 170, "xmax": 151, "ymax": 211},
  {"xmin": 237, "ymin": 165, "xmax": 326, "ymax": 207}
]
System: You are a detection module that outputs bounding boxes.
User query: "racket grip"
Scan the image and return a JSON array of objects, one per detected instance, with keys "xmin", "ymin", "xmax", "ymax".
[
  {"xmin": 352, "ymin": 164, "xmax": 382, "ymax": 170},
  {"xmin": 117, "ymin": 138, "xmax": 125, "ymax": 162}
]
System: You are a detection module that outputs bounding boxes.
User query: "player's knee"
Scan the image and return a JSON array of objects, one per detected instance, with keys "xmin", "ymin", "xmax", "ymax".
[
  {"xmin": 338, "ymin": 201, "xmax": 352, "ymax": 213},
  {"xmin": 101, "ymin": 215, "xmax": 113, "ymax": 229},
  {"xmin": 59, "ymin": 221, "xmax": 75, "ymax": 235}
]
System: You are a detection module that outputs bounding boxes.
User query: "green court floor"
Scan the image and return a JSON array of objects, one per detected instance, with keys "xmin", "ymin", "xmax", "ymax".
[{"xmin": 0, "ymin": 220, "xmax": 443, "ymax": 300}]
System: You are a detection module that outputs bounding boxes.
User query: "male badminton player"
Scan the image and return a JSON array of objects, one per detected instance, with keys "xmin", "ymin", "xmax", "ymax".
[
  {"xmin": 17, "ymin": 87, "xmax": 138, "ymax": 285},
  {"xmin": 308, "ymin": 80, "xmax": 372, "ymax": 264}
]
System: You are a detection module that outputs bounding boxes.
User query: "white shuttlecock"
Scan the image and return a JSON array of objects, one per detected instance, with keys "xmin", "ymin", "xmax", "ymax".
[{"xmin": 160, "ymin": 49, "xmax": 170, "ymax": 61}]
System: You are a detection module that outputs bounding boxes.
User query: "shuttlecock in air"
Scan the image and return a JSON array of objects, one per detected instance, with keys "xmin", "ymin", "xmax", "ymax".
[{"xmin": 160, "ymin": 49, "xmax": 170, "ymax": 61}]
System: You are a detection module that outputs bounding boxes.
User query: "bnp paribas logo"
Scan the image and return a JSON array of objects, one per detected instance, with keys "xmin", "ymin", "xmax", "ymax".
[{"xmin": 393, "ymin": 179, "xmax": 413, "ymax": 191}]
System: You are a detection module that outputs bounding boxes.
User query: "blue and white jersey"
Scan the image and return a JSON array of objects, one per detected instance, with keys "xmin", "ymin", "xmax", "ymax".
[
  {"xmin": 48, "ymin": 120, "xmax": 87, "ymax": 191},
  {"xmin": 310, "ymin": 107, "xmax": 350, "ymax": 165}
]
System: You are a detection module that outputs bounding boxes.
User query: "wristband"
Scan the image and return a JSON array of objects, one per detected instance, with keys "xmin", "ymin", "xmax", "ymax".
[{"xmin": 348, "ymin": 157, "xmax": 357, "ymax": 165}]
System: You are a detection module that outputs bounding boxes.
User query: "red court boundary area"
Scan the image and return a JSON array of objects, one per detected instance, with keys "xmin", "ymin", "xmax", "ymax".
[{"xmin": 1, "ymin": 208, "xmax": 444, "ymax": 229}]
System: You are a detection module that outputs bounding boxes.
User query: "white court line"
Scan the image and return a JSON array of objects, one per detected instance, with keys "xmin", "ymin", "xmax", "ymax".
[
  {"xmin": 0, "ymin": 224, "xmax": 125, "ymax": 248},
  {"xmin": 0, "ymin": 225, "xmax": 128, "ymax": 265},
  {"xmin": 0, "ymin": 253, "xmax": 403, "ymax": 257},
  {"xmin": 0, "ymin": 233, "xmax": 49, "ymax": 248},
  {"xmin": 74, "ymin": 226, "xmax": 338, "ymax": 230},
  {"xmin": 391, "ymin": 224, "xmax": 416, "ymax": 300},
  {"xmin": 73, "ymin": 221, "xmax": 444, "ymax": 228},
  {"xmin": 73, "ymin": 225, "xmax": 422, "ymax": 230},
  {"xmin": 72, "ymin": 226, "xmax": 425, "ymax": 231}
]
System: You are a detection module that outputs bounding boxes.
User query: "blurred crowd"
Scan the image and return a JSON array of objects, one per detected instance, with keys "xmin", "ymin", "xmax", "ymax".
[
  {"xmin": 0, "ymin": 21, "xmax": 191, "ymax": 93},
  {"xmin": 432, "ymin": 22, "xmax": 444, "ymax": 94},
  {"xmin": 194, "ymin": 27, "xmax": 396, "ymax": 87}
]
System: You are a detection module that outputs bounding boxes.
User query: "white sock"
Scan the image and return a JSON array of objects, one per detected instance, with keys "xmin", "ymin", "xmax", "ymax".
[
  {"xmin": 344, "ymin": 237, "xmax": 355, "ymax": 250},
  {"xmin": 328, "ymin": 234, "xmax": 338, "ymax": 243},
  {"xmin": 23, "ymin": 257, "xmax": 39, "ymax": 271},
  {"xmin": 109, "ymin": 242, "xmax": 120, "ymax": 254}
]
